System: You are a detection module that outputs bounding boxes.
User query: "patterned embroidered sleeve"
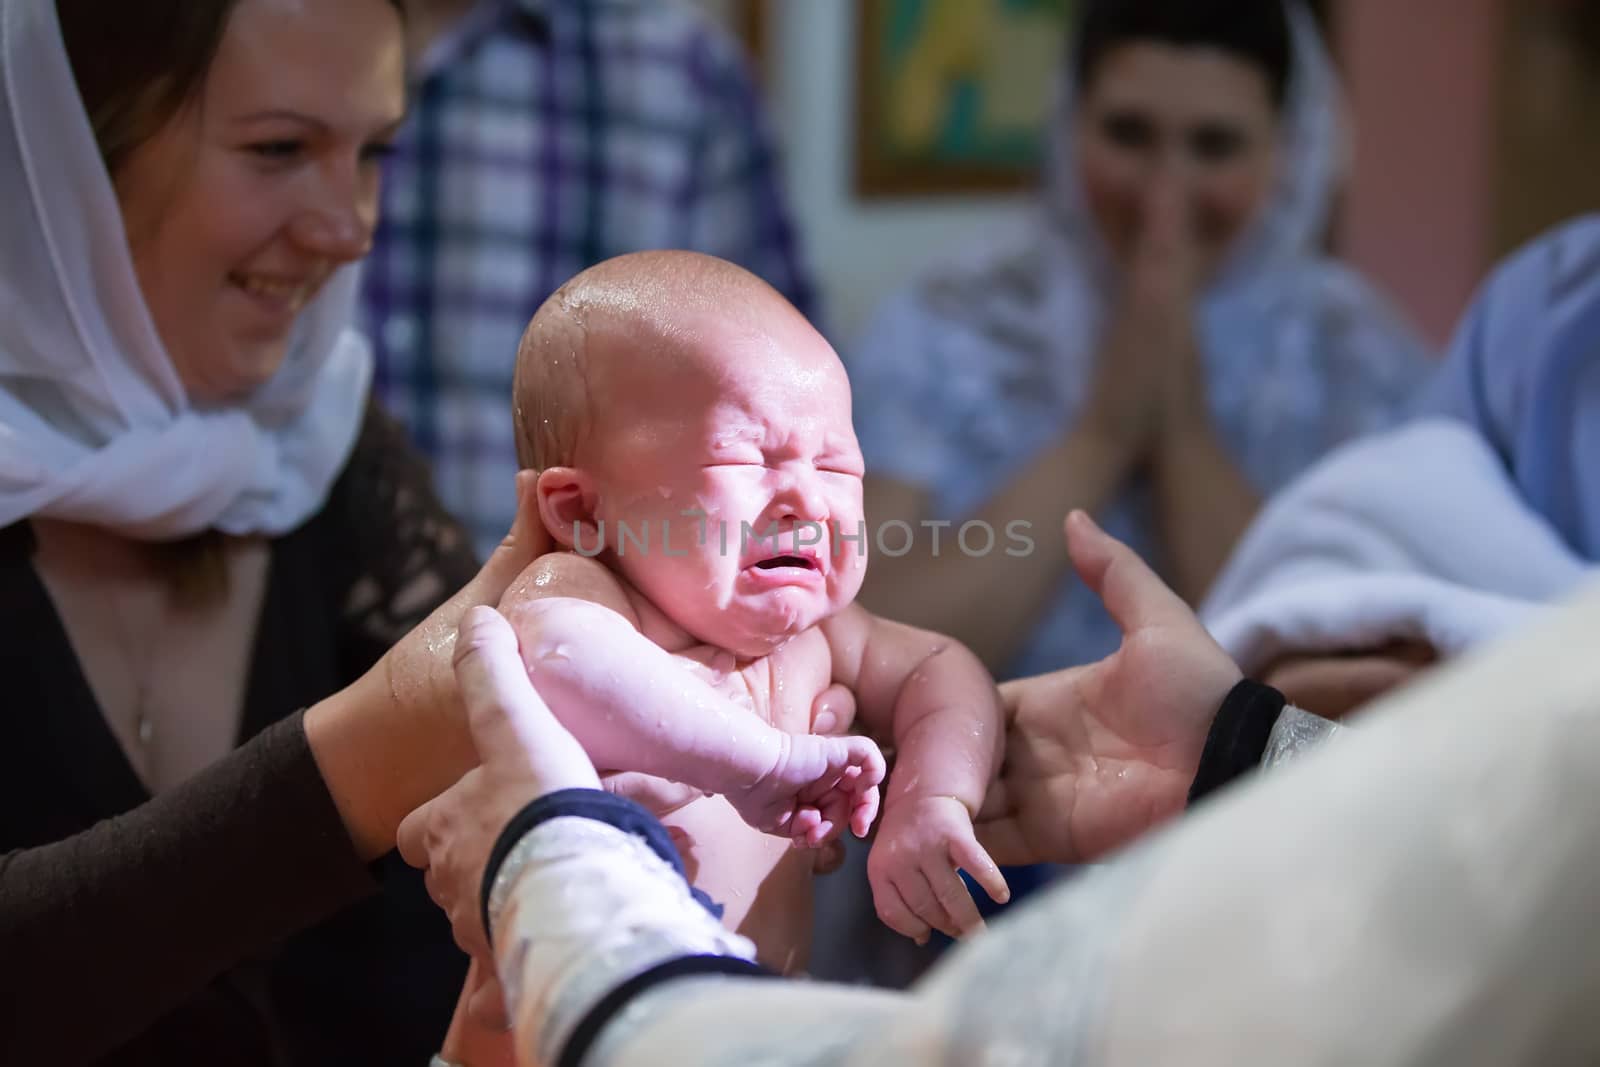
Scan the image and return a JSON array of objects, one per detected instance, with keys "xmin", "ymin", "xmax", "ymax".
[
  {"xmin": 489, "ymin": 812, "xmax": 763, "ymax": 1067},
  {"xmin": 330, "ymin": 399, "xmax": 480, "ymax": 676}
]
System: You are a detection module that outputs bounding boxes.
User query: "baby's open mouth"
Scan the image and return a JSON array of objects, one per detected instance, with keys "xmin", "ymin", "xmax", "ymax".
[{"xmin": 754, "ymin": 555, "xmax": 816, "ymax": 571}]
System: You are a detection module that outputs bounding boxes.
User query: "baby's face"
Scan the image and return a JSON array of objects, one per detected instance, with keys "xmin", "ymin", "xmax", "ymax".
[{"xmin": 586, "ymin": 314, "xmax": 866, "ymax": 657}]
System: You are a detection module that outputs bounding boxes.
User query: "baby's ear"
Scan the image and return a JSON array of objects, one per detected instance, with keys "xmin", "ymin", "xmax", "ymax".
[{"xmin": 535, "ymin": 467, "xmax": 598, "ymax": 550}]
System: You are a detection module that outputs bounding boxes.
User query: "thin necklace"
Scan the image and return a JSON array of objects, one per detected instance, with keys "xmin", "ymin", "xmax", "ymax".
[{"xmin": 98, "ymin": 562, "xmax": 169, "ymax": 758}]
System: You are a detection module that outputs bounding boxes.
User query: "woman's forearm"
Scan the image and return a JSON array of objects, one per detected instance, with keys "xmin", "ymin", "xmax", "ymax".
[
  {"xmin": 860, "ymin": 428, "xmax": 1135, "ymax": 669},
  {"xmin": 304, "ymin": 663, "xmax": 480, "ymax": 861},
  {"xmin": 1151, "ymin": 417, "xmax": 1259, "ymax": 604},
  {"xmin": 0, "ymin": 714, "xmax": 373, "ymax": 1062},
  {"xmin": 307, "ymin": 474, "xmax": 548, "ymax": 861}
]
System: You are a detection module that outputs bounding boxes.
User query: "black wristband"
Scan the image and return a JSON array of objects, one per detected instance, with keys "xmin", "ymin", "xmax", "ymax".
[
  {"xmin": 558, "ymin": 954, "xmax": 774, "ymax": 1067},
  {"xmin": 479, "ymin": 788, "xmax": 705, "ymax": 948},
  {"xmin": 1186, "ymin": 679, "xmax": 1287, "ymax": 807}
]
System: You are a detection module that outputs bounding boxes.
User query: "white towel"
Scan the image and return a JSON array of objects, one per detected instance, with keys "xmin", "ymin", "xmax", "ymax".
[{"xmin": 1200, "ymin": 418, "xmax": 1594, "ymax": 674}]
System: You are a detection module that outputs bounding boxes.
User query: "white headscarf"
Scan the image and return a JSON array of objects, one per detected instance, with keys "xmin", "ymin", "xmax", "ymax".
[{"xmin": 0, "ymin": 0, "xmax": 372, "ymax": 540}]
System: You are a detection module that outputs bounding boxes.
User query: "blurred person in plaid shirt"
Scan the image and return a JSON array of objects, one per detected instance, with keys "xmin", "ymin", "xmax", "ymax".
[{"xmin": 363, "ymin": 0, "xmax": 819, "ymax": 556}]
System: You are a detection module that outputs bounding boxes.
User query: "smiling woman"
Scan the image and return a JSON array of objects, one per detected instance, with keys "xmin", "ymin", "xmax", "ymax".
[
  {"xmin": 0, "ymin": 0, "xmax": 535, "ymax": 1063},
  {"xmin": 60, "ymin": 0, "xmax": 407, "ymax": 403},
  {"xmin": 848, "ymin": 0, "xmax": 1434, "ymax": 682}
]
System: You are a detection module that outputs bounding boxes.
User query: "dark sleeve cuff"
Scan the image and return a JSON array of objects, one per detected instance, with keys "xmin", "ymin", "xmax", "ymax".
[
  {"xmin": 1186, "ymin": 679, "xmax": 1287, "ymax": 807},
  {"xmin": 558, "ymin": 954, "xmax": 773, "ymax": 1067},
  {"xmin": 479, "ymin": 788, "xmax": 720, "ymax": 949}
]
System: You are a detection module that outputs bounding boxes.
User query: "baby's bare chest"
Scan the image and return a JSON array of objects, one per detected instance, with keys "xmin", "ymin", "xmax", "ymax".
[{"xmin": 668, "ymin": 632, "xmax": 834, "ymax": 733}]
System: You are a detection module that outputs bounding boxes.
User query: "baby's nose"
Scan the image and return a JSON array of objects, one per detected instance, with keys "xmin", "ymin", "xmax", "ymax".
[{"xmin": 773, "ymin": 471, "xmax": 828, "ymax": 521}]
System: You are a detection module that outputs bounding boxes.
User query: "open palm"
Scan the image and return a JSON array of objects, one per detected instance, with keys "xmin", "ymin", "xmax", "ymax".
[{"xmin": 977, "ymin": 511, "xmax": 1242, "ymax": 866}]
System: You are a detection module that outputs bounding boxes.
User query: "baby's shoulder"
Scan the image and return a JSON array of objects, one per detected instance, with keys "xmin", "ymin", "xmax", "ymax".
[{"xmin": 499, "ymin": 551, "xmax": 640, "ymax": 625}]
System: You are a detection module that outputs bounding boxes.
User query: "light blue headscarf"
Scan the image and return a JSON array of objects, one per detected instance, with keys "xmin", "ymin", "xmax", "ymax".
[
  {"xmin": 848, "ymin": 2, "xmax": 1434, "ymax": 677},
  {"xmin": 1423, "ymin": 214, "xmax": 1600, "ymax": 560}
]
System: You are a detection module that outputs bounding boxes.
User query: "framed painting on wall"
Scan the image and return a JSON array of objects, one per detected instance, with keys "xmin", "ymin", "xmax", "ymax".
[{"xmin": 855, "ymin": 0, "xmax": 1074, "ymax": 197}]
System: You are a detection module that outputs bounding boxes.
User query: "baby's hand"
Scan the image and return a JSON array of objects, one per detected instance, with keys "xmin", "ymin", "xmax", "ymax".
[
  {"xmin": 727, "ymin": 733, "xmax": 885, "ymax": 847},
  {"xmin": 867, "ymin": 795, "xmax": 1009, "ymax": 944}
]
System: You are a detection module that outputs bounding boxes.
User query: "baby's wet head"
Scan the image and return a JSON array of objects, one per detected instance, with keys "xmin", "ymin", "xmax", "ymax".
[{"xmin": 512, "ymin": 251, "xmax": 835, "ymax": 474}]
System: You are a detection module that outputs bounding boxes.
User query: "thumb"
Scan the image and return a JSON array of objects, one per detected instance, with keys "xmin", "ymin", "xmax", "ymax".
[
  {"xmin": 452, "ymin": 605, "xmax": 543, "ymax": 765},
  {"xmin": 810, "ymin": 683, "xmax": 857, "ymax": 736},
  {"xmin": 453, "ymin": 606, "xmax": 602, "ymax": 790},
  {"xmin": 1064, "ymin": 510, "xmax": 1193, "ymax": 634}
]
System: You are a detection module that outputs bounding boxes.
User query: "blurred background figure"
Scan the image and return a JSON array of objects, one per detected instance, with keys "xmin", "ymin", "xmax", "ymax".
[
  {"xmin": 364, "ymin": 0, "xmax": 818, "ymax": 556},
  {"xmin": 787, "ymin": 0, "xmax": 1433, "ymax": 988},
  {"xmin": 845, "ymin": 0, "xmax": 1431, "ymax": 684}
]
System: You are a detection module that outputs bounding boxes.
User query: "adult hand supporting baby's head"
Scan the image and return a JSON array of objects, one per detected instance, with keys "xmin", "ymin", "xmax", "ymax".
[
  {"xmin": 398, "ymin": 605, "xmax": 602, "ymax": 1018},
  {"xmin": 375, "ymin": 471, "xmax": 554, "ymax": 742},
  {"xmin": 306, "ymin": 470, "xmax": 559, "ymax": 861}
]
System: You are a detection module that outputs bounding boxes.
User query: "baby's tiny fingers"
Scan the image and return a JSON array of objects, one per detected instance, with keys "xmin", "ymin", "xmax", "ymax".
[
  {"xmin": 952, "ymin": 833, "xmax": 1011, "ymax": 905},
  {"xmin": 897, "ymin": 869, "xmax": 962, "ymax": 942},
  {"xmin": 813, "ymin": 790, "xmax": 851, "ymax": 843},
  {"xmin": 926, "ymin": 862, "xmax": 985, "ymax": 939},
  {"xmin": 856, "ymin": 740, "xmax": 887, "ymax": 787},
  {"xmin": 789, "ymin": 806, "xmax": 823, "ymax": 842},
  {"xmin": 850, "ymin": 785, "xmax": 880, "ymax": 839},
  {"xmin": 873, "ymin": 882, "xmax": 933, "ymax": 946}
]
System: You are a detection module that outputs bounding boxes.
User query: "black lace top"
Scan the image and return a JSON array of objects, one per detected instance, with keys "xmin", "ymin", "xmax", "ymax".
[{"xmin": 0, "ymin": 401, "xmax": 479, "ymax": 1065}]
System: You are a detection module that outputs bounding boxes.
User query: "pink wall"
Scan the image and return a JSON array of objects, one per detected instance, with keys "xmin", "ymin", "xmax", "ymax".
[{"xmin": 1335, "ymin": 0, "xmax": 1501, "ymax": 347}]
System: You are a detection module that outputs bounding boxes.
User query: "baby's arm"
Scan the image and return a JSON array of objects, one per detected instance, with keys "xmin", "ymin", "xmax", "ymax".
[
  {"xmin": 499, "ymin": 554, "xmax": 883, "ymax": 845},
  {"xmin": 823, "ymin": 605, "xmax": 1009, "ymax": 942}
]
